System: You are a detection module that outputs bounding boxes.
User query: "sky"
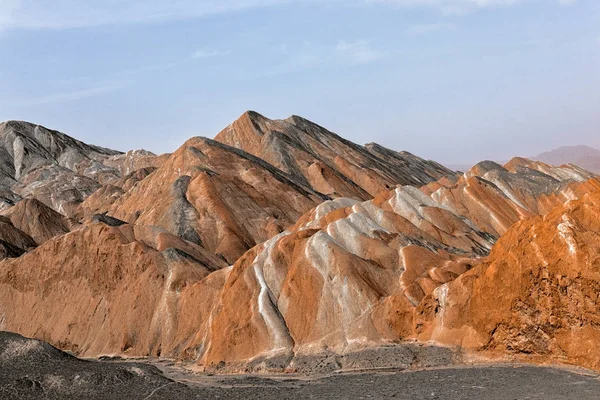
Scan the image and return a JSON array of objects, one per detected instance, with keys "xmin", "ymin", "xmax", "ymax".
[{"xmin": 0, "ymin": 0, "xmax": 598, "ymax": 165}]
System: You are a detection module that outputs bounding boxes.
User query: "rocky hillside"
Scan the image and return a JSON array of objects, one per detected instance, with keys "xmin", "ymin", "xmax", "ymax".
[{"xmin": 0, "ymin": 331, "xmax": 181, "ymax": 399}]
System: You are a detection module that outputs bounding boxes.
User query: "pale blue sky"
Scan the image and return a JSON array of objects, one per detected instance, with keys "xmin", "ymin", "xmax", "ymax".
[{"xmin": 0, "ymin": 0, "xmax": 598, "ymax": 164}]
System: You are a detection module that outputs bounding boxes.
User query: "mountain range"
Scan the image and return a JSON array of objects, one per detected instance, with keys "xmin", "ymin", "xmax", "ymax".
[
  {"xmin": 449, "ymin": 144, "xmax": 600, "ymax": 174},
  {"xmin": 1, "ymin": 112, "xmax": 600, "ymax": 375},
  {"xmin": 534, "ymin": 145, "xmax": 600, "ymax": 173}
]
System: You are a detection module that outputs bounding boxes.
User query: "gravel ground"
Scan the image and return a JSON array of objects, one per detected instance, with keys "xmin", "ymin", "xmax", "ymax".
[
  {"xmin": 2, "ymin": 331, "xmax": 600, "ymax": 399},
  {"xmin": 156, "ymin": 364, "xmax": 600, "ymax": 400}
]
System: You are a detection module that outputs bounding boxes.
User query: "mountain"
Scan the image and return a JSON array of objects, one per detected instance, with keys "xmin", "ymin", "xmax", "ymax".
[
  {"xmin": 1, "ymin": 198, "xmax": 76, "ymax": 245},
  {"xmin": 0, "ymin": 222, "xmax": 228, "ymax": 357},
  {"xmin": 0, "ymin": 215, "xmax": 36, "ymax": 260},
  {"xmin": 534, "ymin": 145, "xmax": 600, "ymax": 173},
  {"xmin": 0, "ymin": 114, "xmax": 599, "ymax": 375},
  {"xmin": 195, "ymin": 160, "xmax": 598, "ymax": 368},
  {"xmin": 108, "ymin": 136, "xmax": 328, "ymax": 265},
  {"xmin": 101, "ymin": 112, "xmax": 459, "ymax": 264},
  {"xmin": 0, "ymin": 115, "xmax": 458, "ymax": 268},
  {"xmin": 0, "ymin": 128, "xmax": 597, "ymax": 371}
]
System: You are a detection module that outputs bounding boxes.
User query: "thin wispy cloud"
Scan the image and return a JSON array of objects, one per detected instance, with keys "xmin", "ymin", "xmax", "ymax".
[
  {"xmin": 5, "ymin": 46, "xmax": 230, "ymax": 108},
  {"xmin": 10, "ymin": 81, "xmax": 129, "ymax": 107},
  {"xmin": 120, "ymin": 48, "xmax": 230, "ymax": 76},
  {"xmin": 366, "ymin": 0, "xmax": 577, "ymax": 15},
  {"xmin": 265, "ymin": 39, "xmax": 388, "ymax": 76},
  {"xmin": 406, "ymin": 22, "xmax": 455, "ymax": 35},
  {"xmin": 57, "ymin": 76, "xmax": 93, "ymax": 85},
  {"xmin": 0, "ymin": 0, "xmax": 580, "ymax": 31},
  {"xmin": 192, "ymin": 49, "xmax": 231, "ymax": 59},
  {"xmin": 0, "ymin": 0, "xmax": 296, "ymax": 30},
  {"xmin": 336, "ymin": 40, "xmax": 388, "ymax": 64}
]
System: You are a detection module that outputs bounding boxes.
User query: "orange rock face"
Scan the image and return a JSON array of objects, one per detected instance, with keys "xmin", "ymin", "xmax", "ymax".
[
  {"xmin": 0, "ymin": 215, "xmax": 36, "ymax": 259},
  {"xmin": 416, "ymin": 188, "xmax": 600, "ymax": 370},
  {"xmin": 0, "ymin": 223, "xmax": 227, "ymax": 357},
  {"xmin": 1, "ymin": 198, "xmax": 75, "ymax": 245},
  {"xmin": 427, "ymin": 160, "xmax": 597, "ymax": 236},
  {"xmin": 195, "ymin": 174, "xmax": 597, "ymax": 367}
]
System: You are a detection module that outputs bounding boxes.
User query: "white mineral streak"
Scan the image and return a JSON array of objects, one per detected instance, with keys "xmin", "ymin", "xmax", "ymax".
[
  {"xmin": 557, "ymin": 215, "xmax": 578, "ymax": 256},
  {"xmin": 432, "ymin": 283, "xmax": 450, "ymax": 332},
  {"xmin": 313, "ymin": 198, "xmax": 360, "ymax": 221},
  {"xmin": 484, "ymin": 175, "xmax": 529, "ymax": 211},
  {"xmin": 304, "ymin": 230, "xmax": 373, "ymax": 349},
  {"xmin": 251, "ymin": 233, "xmax": 294, "ymax": 352}
]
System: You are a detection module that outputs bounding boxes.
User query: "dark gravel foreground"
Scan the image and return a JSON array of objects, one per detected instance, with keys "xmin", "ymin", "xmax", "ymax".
[{"xmin": 2, "ymin": 331, "xmax": 600, "ymax": 399}]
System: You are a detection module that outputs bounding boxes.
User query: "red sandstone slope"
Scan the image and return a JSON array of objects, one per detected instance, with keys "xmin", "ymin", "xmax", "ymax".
[
  {"xmin": 0, "ymin": 114, "xmax": 457, "ymax": 267},
  {"xmin": 195, "ymin": 176, "xmax": 599, "ymax": 367},
  {"xmin": 425, "ymin": 160, "xmax": 598, "ymax": 236},
  {"xmin": 1, "ymin": 198, "xmax": 76, "ymax": 244},
  {"xmin": 0, "ymin": 216, "xmax": 36, "ymax": 259}
]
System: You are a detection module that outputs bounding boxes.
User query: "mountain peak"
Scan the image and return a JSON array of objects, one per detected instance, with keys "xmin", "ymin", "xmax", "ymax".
[{"xmin": 215, "ymin": 112, "xmax": 457, "ymax": 199}]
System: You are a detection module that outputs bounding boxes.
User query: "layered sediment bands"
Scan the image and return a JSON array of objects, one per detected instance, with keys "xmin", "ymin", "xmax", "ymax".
[
  {"xmin": 215, "ymin": 111, "xmax": 457, "ymax": 200},
  {"xmin": 415, "ymin": 189, "xmax": 600, "ymax": 370},
  {"xmin": 504, "ymin": 157, "xmax": 596, "ymax": 182},
  {"xmin": 77, "ymin": 184, "xmax": 125, "ymax": 221},
  {"xmin": 109, "ymin": 137, "xmax": 327, "ymax": 264},
  {"xmin": 0, "ymin": 222, "xmax": 228, "ymax": 357},
  {"xmin": 196, "ymin": 170, "xmax": 599, "ymax": 367},
  {"xmin": 103, "ymin": 150, "xmax": 168, "ymax": 177}
]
